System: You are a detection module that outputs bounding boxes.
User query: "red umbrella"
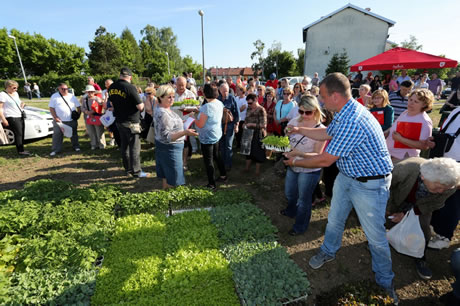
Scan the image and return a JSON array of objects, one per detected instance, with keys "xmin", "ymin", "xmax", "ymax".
[{"xmin": 350, "ymin": 47, "xmax": 458, "ymax": 72}]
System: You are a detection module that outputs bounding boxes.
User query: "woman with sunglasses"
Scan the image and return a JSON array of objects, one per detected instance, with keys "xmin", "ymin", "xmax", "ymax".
[
  {"xmin": 0, "ymin": 80, "xmax": 30, "ymax": 155},
  {"xmin": 280, "ymin": 95, "xmax": 326, "ymax": 236},
  {"xmin": 275, "ymin": 87, "xmax": 295, "ymax": 136},
  {"xmin": 243, "ymin": 93, "xmax": 267, "ymax": 175}
]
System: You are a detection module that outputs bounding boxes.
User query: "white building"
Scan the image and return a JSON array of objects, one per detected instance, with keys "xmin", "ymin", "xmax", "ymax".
[{"xmin": 302, "ymin": 4, "xmax": 395, "ymax": 78}]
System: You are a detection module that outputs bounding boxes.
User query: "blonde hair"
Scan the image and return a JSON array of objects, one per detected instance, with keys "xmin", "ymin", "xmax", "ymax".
[
  {"xmin": 359, "ymin": 84, "xmax": 371, "ymax": 93},
  {"xmin": 5, "ymin": 80, "xmax": 19, "ymax": 89},
  {"xmin": 310, "ymin": 86, "xmax": 319, "ymax": 96},
  {"xmin": 283, "ymin": 87, "xmax": 293, "ymax": 96},
  {"xmin": 369, "ymin": 89, "xmax": 390, "ymax": 108},
  {"xmin": 145, "ymin": 86, "xmax": 156, "ymax": 95},
  {"xmin": 155, "ymin": 85, "xmax": 175, "ymax": 102},
  {"xmin": 410, "ymin": 88, "xmax": 434, "ymax": 112},
  {"xmin": 297, "ymin": 94, "xmax": 323, "ymax": 124}
]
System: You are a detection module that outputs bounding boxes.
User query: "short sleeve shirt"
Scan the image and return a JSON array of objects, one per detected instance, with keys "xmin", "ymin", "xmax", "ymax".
[
  {"xmin": 108, "ymin": 79, "xmax": 142, "ymax": 123},
  {"xmin": 48, "ymin": 92, "xmax": 80, "ymax": 122},
  {"xmin": 197, "ymin": 100, "xmax": 223, "ymax": 144},
  {"xmin": 326, "ymin": 99, "xmax": 393, "ymax": 177},
  {"xmin": 0, "ymin": 91, "xmax": 22, "ymax": 118},
  {"xmin": 275, "ymin": 100, "xmax": 295, "ymax": 121},
  {"xmin": 154, "ymin": 107, "xmax": 184, "ymax": 144}
]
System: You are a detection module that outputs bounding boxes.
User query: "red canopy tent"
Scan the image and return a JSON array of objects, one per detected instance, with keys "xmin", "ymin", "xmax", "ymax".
[{"xmin": 350, "ymin": 47, "xmax": 458, "ymax": 72}]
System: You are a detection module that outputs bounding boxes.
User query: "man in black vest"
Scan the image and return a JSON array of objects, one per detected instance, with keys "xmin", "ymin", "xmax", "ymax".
[{"xmin": 108, "ymin": 68, "xmax": 149, "ymax": 177}]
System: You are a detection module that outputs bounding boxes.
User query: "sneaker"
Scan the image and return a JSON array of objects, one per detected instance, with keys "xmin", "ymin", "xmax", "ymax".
[
  {"xmin": 18, "ymin": 151, "xmax": 31, "ymax": 156},
  {"xmin": 74, "ymin": 147, "xmax": 81, "ymax": 152},
  {"xmin": 133, "ymin": 171, "xmax": 150, "ymax": 178},
  {"xmin": 383, "ymin": 286, "xmax": 399, "ymax": 305},
  {"xmin": 415, "ymin": 259, "xmax": 432, "ymax": 280},
  {"xmin": 428, "ymin": 234, "xmax": 450, "ymax": 249},
  {"xmin": 50, "ymin": 151, "xmax": 57, "ymax": 157},
  {"xmin": 109, "ymin": 138, "xmax": 115, "ymax": 146},
  {"xmin": 309, "ymin": 249, "xmax": 336, "ymax": 269},
  {"xmin": 216, "ymin": 176, "xmax": 228, "ymax": 183},
  {"xmin": 205, "ymin": 184, "xmax": 217, "ymax": 191}
]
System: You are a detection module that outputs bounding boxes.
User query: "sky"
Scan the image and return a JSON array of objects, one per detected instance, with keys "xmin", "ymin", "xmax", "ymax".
[{"xmin": 3, "ymin": 0, "xmax": 459, "ymax": 71}]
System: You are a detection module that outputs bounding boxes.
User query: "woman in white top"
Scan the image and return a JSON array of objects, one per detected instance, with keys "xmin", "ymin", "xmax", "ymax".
[
  {"xmin": 0, "ymin": 80, "xmax": 30, "ymax": 155},
  {"xmin": 280, "ymin": 95, "xmax": 326, "ymax": 236}
]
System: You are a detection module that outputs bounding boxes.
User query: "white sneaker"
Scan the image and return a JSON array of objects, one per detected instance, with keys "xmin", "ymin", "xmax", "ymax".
[
  {"xmin": 50, "ymin": 151, "xmax": 57, "ymax": 157},
  {"xmin": 428, "ymin": 234, "xmax": 450, "ymax": 249},
  {"xmin": 109, "ymin": 138, "xmax": 115, "ymax": 146}
]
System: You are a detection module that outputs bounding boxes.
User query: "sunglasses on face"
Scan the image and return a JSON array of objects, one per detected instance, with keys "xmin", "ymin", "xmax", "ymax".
[
  {"xmin": 60, "ymin": 88, "xmax": 69, "ymax": 90},
  {"xmin": 247, "ymin": 101, "xmax": 254, "ymax": 105},
  {"xmin": 298, "ymin": 109, "xmax": 313, "ymax": 116},
  {"xmin": 283, "ymin": 93, "xmax": 290, "ymax": 96}
]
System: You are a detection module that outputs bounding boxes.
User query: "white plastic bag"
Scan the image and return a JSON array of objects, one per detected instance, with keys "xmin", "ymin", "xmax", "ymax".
[
  {"xmin": 100, "ymin": 110, "xmax": 115, "ymax": 127},
  {"xmin": 386, "ymin": 208, "xmax": 425, "ymax": 258},
  {"xmin": 57, "ymin": 122, "xmax": 73, "ymax": 138}
]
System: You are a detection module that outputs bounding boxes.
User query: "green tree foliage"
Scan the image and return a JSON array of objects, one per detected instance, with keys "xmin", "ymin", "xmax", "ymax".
[
  {"xmin": 391, "ymin": 35, "xmax": 423, "ymax": 51},
  {"xmin": 325, "ymin": 51, "xmax": 350, "ymax": 76},
  {"xmin": 140, "ymin": 25, "xmax": 185, "ymax": 82},
  {"xmin": 251, "ymin": 39, "xmax": 265, "ymax": 78},
  {"xmin": 295, "ymin": 48, "xmax": 305, "ymax": 76},
  {"xmin": 182, "ymin": 55, "xmax": 203, "ymax": 81},
  {"xmin": 120, "ymin": 28, "xmax": 144, "ymax": 75},
  {"xmin": 87, "ymin": 26, "xmax": 124, "ymax": 75},
  {"xmin": 1, "ymin": 28, "xmax": 87, "ymax": 78},
  {"xmin": 262, "ymin": 42, "xmax": 296, "ymax": 79}
]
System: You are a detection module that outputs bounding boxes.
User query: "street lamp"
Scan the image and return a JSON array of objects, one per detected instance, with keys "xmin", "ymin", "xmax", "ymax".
[
  {"xmin": 8, "ymin": 35, "xmax": 27, "ymax": 84},
  {"xmin": 198, "ymin": 10, "xmax": 205, "ymax": 85},
  {"xmin": 165, "ymin": 51, "xmax": 170, "ymax": 76}
]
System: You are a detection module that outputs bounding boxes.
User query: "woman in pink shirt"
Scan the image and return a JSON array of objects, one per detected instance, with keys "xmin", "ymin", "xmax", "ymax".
[{"xmin": 386, "ymin": 89, "xmax": 434, "ymax": 163}]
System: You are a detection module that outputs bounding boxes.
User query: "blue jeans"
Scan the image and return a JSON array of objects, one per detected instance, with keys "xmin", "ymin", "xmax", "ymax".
[
  {"xmin": 284, "ymin": 168, "xmax": 321, "ymax": 233},
  {"xmin": 451, "ymin": 248, "xmax": 460, "ymax": 298},
  {"xmin": 320, "ymin": 172, "xmax": 394, "ymax": 289},
  {"xmin": 219, "ymin": 125, "xmax": 235, "ymax": 169}
]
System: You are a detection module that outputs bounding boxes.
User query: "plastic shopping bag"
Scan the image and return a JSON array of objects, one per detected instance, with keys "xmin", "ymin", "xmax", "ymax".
[
  {"xmin": 57, "ymin": 122, "xmax": 73, "ymax": 138},
  {"xmin": 100, "ymin": 110, "xmax": 115, "ymax": 127},
  {"xmin": 386, "ymin": 208, "xmax": 425, "ymax": 258}
]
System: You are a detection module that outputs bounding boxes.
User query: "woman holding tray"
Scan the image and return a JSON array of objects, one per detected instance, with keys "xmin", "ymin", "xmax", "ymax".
[
  {"xmin": 154, "ymin": 85, "xmax": 198, "ymax": 189},
  {"xmin": 386, "ymin": 89, "xmax": 433, "ymax": 163},
  {"xmin": 280, "ymin": 95, "xmax": 326, "ymax": 236}
]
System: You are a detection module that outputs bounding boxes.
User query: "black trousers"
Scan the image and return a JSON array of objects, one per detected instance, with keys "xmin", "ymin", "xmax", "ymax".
[
  {"xmin": 201, "ymin": 142, "xmax": 226, "ymax": 186},
  {"xmin": 6, "ymin": 117, "xmax": 25, "ymax": 153}
]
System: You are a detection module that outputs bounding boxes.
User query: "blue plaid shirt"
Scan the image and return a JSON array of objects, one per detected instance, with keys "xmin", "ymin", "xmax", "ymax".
[{"xmin": 326, "ymin": 99, "xmax": 393, "ymax": 177}]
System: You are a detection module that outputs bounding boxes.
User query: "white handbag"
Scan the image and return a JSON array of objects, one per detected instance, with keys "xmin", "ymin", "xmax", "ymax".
[{"xmin": 386, "ymin": 208, "xmax": 425, "ymax": 258}]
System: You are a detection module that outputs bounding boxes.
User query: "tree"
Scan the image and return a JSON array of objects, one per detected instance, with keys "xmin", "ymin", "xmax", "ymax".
[
  {"xmin": 391, "ymin": 35, "xmax": 423, "ymax": 51},
  {"xmin": 325, "ymin": 51, "xmax": 350, "ymax": 76},
  {"xmin": 182, "ymin": 55, "xmax": 203, "ymax": 81},
  {"xmin": 260, "ymin": 42, "xmax": 296, "ymax": 79},
  {"xmin": 120, "ymin": 28, "xmax": 144, "ymax": 75},
  {"xmin": 87, "ymin": 26, "xmax": 124, "ymax": 75},
  {"xmin": 250, "ymin": 39, "xmax": 265, "ymax": 78},
  {"xmin": 295, "ymin": 48, "xmax": 305, "ymax": 76}
]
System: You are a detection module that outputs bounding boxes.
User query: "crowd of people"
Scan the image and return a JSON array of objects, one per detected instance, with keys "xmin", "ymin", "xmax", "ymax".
[{"xmin": 1, "ymin": 67, "xmax": 460, "ymax": 304}]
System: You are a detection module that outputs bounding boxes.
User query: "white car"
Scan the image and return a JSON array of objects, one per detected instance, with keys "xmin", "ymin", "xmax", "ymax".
[
  {"xmin": 2, "ymin": 106, "xmax": 54, "ymax": 145},
  {"xmin": 280, "ymin": 76, "xmax": 312, "ymax": 90}
]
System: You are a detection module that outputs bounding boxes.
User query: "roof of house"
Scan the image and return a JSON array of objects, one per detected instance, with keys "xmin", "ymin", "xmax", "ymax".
[
  {"xmin": 302, "ymin": 3, "xmax": 395, "ymax": 42},
  {"xmin": 208, "ymin": 67, "xmax": 257, "ymax": 76}
]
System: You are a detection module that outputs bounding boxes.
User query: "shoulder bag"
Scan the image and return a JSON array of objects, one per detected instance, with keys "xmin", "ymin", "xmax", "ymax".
[
  {"xmin": 59, "ymin": 92, "xmax": 81, "ymax": 120},
  {"xmin": 429, "ymin": 110, "xmax": 460, "ymax": 158}
]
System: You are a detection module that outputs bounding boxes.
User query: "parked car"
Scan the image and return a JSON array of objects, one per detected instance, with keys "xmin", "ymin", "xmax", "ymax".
[
  {"xmin": 441, "ymin": 87, "xmax": 452, "ymax": 99},
  {"xmin": 2, "ymin": 106, "xmax": 54, "ymax": 145},
  {"xmin": 280, "ymin": 76, "xmax": 312, "ymax": 90}
]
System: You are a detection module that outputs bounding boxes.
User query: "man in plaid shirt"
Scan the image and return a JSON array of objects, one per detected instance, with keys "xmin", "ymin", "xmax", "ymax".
[{"xmin": 285, "ymin": 73, "xmax": 397, "ymax": 303}]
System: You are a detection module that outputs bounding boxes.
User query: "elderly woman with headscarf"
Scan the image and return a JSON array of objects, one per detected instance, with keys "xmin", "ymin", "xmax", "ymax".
[{"xmin": 387, "ymin": 157, "xmax": 460, "ymax": 280}]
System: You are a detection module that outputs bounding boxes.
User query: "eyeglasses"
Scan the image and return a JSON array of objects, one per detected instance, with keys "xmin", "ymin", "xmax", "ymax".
[
  {"xmin": 283, "ymin": 93, "xmax": 291, "ymax": 96},
  {"xmin": 11, "ymin": 87, "xmax": 18, "ymax": 90},
  {"xmin": 146, "ymin": 93, "xmax": 153, "ymax": 95},
  {"xmin": 247, "ymin": 101, "xmax": 254, "ymax": 105},
  {"xmin": 257, "ymin": 88, "xmax": 263, "ymax": 91},
  {"xmin": 60, "ymin": 88, "xmax": 69, "ymax": 90},
  {"xmin": 294, "ymin": 86, "xmax": 300, "ymax": 89},
  {"xmin": 298, "ymin": 109, "xmax": 314, "ymax": 116}
]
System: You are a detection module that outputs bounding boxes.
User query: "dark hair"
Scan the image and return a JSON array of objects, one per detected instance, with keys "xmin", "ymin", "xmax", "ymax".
[
  {"xmin": 246, "ymin": 93, "xmax": 257, "ymax": 102},
  {"xmin": 203, "ymin": 83, "xmax": 218, "ymax": 99},
  {"xmin": 400, "ymin": 80, "xmax": 414, "ymax": 88},
  {"xmin": 320, "ymin": 73, "xmax": 351, "ymax": 97}
]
